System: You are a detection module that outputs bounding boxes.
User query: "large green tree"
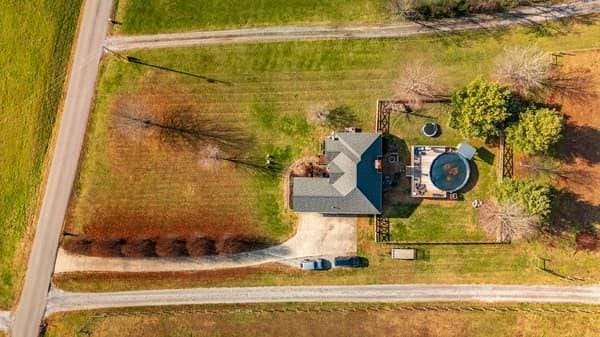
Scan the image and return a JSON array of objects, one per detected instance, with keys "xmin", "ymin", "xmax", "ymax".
[
  {"xmin": 506, "ymin": 107, "xmax": 563, "ymax": 155},
  {"xmin": 495, "ymin": 179, "xmax": 551, "ymax": 218},
  {"xmin": 449, "ymin": 78, "xmax": 512, "ymax": 138}
]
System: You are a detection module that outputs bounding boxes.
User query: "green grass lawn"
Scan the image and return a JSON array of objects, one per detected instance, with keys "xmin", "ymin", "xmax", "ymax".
[
  {"xmin": 114, "ymin": 0, "xmax": 392, "ymax": 34},
  {"xmin": 59, "ymin": 17, "xmax": 600, "ymax": 288},
  {"xmin": 386, "ymin": 103, "xmax": 496, "ymax": 242},
  {"xmin": 45, "ymin": 303, "xmax": 600, "ymax": 337},
  {"xmin": 0, "ymin": 1, "xmax": 82, "ymax": 308}
]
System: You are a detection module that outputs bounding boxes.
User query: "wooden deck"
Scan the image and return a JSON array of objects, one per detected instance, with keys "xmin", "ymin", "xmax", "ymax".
[{"xmin": 409, "ymin": 145, "xmax": 452, "ymax": 198}]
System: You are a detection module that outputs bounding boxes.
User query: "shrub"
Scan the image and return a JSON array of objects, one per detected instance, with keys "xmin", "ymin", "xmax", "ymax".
[
  {"xmin": 450, "ymin": 78, "xmax": 512, "ymax": 138},
  {"xmin": 186, "ymin": 237, "xmax": 217, "ymax": 257},
  {"xmin": 575, "ymin": 232, "xmax": 598, "ymax": 251},
  {"xmin": 506, "ymin": 107, "xmax": 563, "ymax": 155},
  {"xmin": 89, "ymin": 240, "xmax": 124, "ymax": 257},
  {"xmin": 62, "ymin": 237, "xmax": 93, "ymax": 255},
  {"xmin": 155, "ymin": 238, "xmax": 188, "ymax": 257},
  {"xmin": 121, "ymin": 239, "xmax": 157, "ymax": 257},
  {"xmin": 389, "ymin": 0, "xmax": 520, "ymax": 20},
  {"xmin": 495, "ymin": 179, "xmax": 552, "ymax": 218}
]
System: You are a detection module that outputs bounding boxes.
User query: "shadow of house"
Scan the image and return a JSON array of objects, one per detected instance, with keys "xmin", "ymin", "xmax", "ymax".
[{"xmin": 382, "ymin": 135, "xmax": 422, "ymax": 218}]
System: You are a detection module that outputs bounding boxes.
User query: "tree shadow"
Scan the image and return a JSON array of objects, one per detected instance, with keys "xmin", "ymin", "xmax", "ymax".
[
  {"xmin": 460, "ymin": 158, "xmax": 479, "ymax": 194},
  {"xmin": 556, "ymin": 122, "xmax": 600, "ymax": 165},
  {"xmin": 548, "ymin": 67, "xmax": 598, "ymax": 102},
  {"xmin": 547, "ymin": 188, "xmax": 600, "ymax": 235},
  {"xmin": 325, "ymin": 105, "xmax": 358, "ymax": 130},
  {"xmin": 474, "ymin": 146, "xmax": 495, "ymax": 165},
  {"xmin": 126, "ymin": 56, "xmax": 232, "ymax": 86},
  {"xmin": 409, "ymin": 16, "xmax": 508, "ymax": 47},
  {"xmin": 485, "ymin": 4, "xmax": 596, "ymax": 38}
]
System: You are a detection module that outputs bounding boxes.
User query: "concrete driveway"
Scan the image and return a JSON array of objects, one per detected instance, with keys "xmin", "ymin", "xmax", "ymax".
[{"xmin": 54, "ymin": 213, "xmax": 357, "ymax": 273}]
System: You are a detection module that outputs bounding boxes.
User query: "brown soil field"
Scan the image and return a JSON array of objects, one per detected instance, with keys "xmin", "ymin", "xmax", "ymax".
[
  {"xmin": 515, "ymin": 50, "xmax": 600, "ymax": 236},
  {"xmin": 65, "ymin": 78, "xmax": 298, "ymax": 256},
  {"xmin": 550, "ymin": 50, "xmax": 600, "ymax": 205}
]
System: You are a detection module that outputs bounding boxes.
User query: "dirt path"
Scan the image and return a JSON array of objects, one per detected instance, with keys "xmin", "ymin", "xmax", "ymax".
[
  {"xmin": 46, "ymin": 284, "xmax": 600, "ymax": 314},
  {"xmin": 53, "ymin": 213, "xmax": 356, "ymax": 273},
  {"xmin": 105, "ymin": 1, "xmax": 599, "ymax": 51}
]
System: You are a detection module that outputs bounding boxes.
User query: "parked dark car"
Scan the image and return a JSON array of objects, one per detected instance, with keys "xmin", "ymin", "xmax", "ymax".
[{"xmin": 334, "ymin": 256, "xmax": 367, "ymax": 268}]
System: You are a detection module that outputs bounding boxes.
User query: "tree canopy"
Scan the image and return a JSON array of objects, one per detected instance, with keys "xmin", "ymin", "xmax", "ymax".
[
  {"xmin": 506, "ymin": 107, "xmax": 563, "ymax": 155},
  {"xmin": 449, "ymin": 78, "xmax": 512, "ymax": 138},
  {"xmin": 495, "ymin": 179, "xmax": 552, "ymax": 218}
]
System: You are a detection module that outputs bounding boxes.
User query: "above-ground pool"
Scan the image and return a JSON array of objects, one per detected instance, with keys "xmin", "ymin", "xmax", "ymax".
[{"xmin": 429, "ymin": 152, "xmax": 470, "ymax": 192}]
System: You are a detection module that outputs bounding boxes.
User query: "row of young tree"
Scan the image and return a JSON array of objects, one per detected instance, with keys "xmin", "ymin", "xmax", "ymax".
[{"xmin": 63, "ymin": 235, "xmax": 271, "ymax": 258}]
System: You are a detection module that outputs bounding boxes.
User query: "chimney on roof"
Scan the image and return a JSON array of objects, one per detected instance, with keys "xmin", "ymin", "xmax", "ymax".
[{"xmin": 375, "ymin": 158, "xmax": 383, "ymax": 172}]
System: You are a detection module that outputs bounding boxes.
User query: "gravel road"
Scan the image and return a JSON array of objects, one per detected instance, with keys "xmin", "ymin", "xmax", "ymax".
[{"xmin": 46, "ymin": 284, "xmax": 600, "ymax": 314}]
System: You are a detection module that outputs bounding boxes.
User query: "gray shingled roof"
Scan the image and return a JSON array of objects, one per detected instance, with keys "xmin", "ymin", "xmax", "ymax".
[{"xmin": 292, "ymin": 132, "xmax": 382, "ymax": 215}]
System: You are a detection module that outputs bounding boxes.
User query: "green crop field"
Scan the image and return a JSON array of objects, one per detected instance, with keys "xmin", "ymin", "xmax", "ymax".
[
  {"xmin": 114, "ymin": 0, "xmax": 392, "ymax": 34},
  {"xmin": 45, "ymin": 303, "xmax": 600, "ymax": 337},
  {"xmin": 57, "ymin": 17, "xmax": 600, "ymax": 291},
  {"xmin": 0, "ymin": 1, "xmax": 82, "ymax": 308}
]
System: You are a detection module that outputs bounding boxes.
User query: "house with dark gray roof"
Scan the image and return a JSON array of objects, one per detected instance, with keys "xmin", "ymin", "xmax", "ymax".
[{"xmin": 292, "ymin": 132, "xmax": 382, "ymax": 215}]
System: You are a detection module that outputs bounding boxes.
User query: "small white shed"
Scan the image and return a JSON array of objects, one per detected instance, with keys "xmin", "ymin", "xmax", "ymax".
[{"xmin": 391, "ymin": 248, "xmax": 417, "ymax": 260}]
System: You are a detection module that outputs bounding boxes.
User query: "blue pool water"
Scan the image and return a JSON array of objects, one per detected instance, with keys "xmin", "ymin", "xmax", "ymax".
[{"xmin": 429, "ymin": 152, "xmax": 470, "ymax": 192}]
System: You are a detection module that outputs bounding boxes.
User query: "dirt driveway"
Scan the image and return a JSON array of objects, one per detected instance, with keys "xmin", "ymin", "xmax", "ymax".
[{"xmin": 54, "ymin": 213, "xmax": 357, "ymax": 273}]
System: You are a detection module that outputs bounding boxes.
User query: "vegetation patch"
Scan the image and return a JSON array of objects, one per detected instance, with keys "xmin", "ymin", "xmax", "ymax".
[
  {"xmin": 0, "ymin": 0, "xmax": 82, "ymax": 308},
  {"xmin": 114, "ymin": 0, "xmax": 392, "ymax": 34},
  {"xmin": 44, "ymin": 303, "xmax": 600, "ymax": 337}
]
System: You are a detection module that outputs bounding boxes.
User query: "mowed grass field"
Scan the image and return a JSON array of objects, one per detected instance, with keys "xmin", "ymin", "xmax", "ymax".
[
  {"xmin": 114, "ymin": 0, "xmax": 391, "ymax": 34},
  {"xmin": 45, "ymin": 303, "xmax": 600, "ymax": 337},
  {"xmin": 57, "ymin": 18, "xmax": 600, "ymax": 288},
  {"xmin": 0, "ymin": 1, "xmax": 82, "ymax": 308}
]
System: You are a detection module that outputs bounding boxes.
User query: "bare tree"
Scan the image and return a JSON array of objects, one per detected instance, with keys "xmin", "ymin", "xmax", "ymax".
[
  {"xmin": 480, "ymin": 200, "xmax": 539, "ymax": 242},
  {"xmin": 493, "ymin": 46, "xmax": 552, "ymax": 98},
  {"xmin": 395, "ymin": 60, "xmax": 444, "ymax": 107},
  {"xmin": 388, "ymin": 0, "xmax": 420, "ymax": 19},
  {"xmin": 307, "ymin": 103, "xmax": 329, "ymax": 124}
]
